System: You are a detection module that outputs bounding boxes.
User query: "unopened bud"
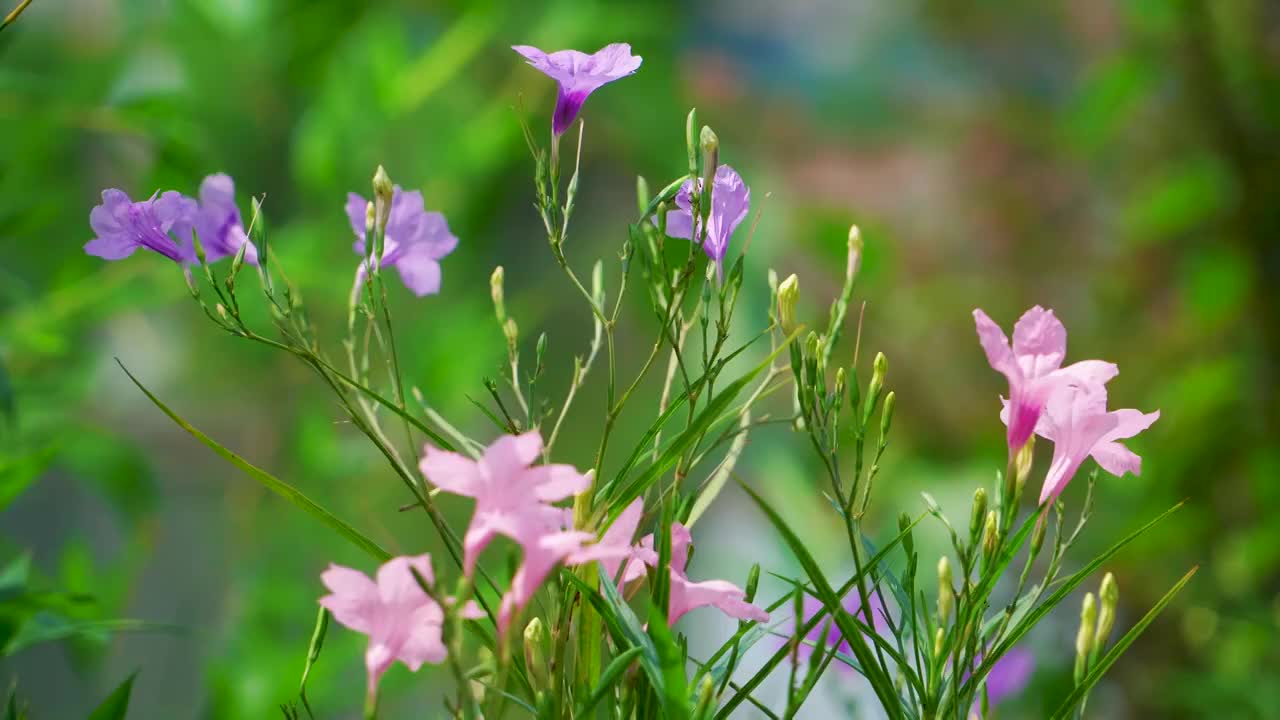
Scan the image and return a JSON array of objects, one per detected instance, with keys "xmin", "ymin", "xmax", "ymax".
[
  {"xmin": 700, "ymin": 125, "xmax": 719, "ymax": 189},
  {"xmin": 694, "ymin": 674, "xmax": 716, "ymax": 716},
  {"xmin": 192, "ymin": 230, "xmax": 207, "ymax": 265},
  {"xmin": 835, "ymin": 367, "xmax": 847, "ymax": 403},
  {"xmin": 982, "ymin": 511, "xmax": 998, "ymax": 565},
  {"xmin": 372, "ymin": 165, "xmax": 393, "ymax": 231},
  {"xmin": 364, "ymin": 201, "xmax": 375, "ymax": 238},
  {"xmin": 898, "ymin": 512, "xmax": 914, "ymax": 557},
  {"xmin": 937, "ymin": 556, "xmax": 954, "ymax": 623},
  {"xmin": 933, "ymin": 627, "xmax": 945, "ymax": 658},
  {"xmin": 523, "ymin": 617, "xmax": 548, "ymax": 689},
  {"xmin": 846, "ymin": 225, "xmax": 864, "ymax": 284},
  {"xmin": 230, "ymin": 240, "xmax": 248, "ymax": 278},
  {"xmin": 970, "ymin": 488, "xmax": 988, "ymax": 542},
  {"xmin": 215, "ymin": 303, "xmax": 228, "ymax": 320},
  {"xmin": 744, "ymin": 564, "xmax": 760, "ymax": 603},
  {"xmin": 1095, "ymin": 573, "xmax": 1119, "ymax": 653},
  {"xmin": 490, "ymin": 266, "xmax": 506, "ymax": 322},
  {"xmin": 879, "ymin": 391, "xmax": 896, "ymax": 443},
  {"xmin": 1075, "ymin": 592, "xmax": 1098, "ymax": 683},
  {"xmin": 863, "ymin": 352, "xmax": 887, "ymax": 424},
  {"xmin": 535, "ymin": 332, "xmax": 548, "ymax": 374},
  {"xmin": 1031, "ymin": 516, "xmax": 1048, "ymax": 557},
  {"xmin": 1013, "ymin": 436, "xmax": 1035, "ymax": 501},
  {"xmin": 804, "ymin": 331, "xmax": 821, "ymax": 385},
  {"xmin": 777, "ymin": 274, "xmax": 800, "ymax": 334}
]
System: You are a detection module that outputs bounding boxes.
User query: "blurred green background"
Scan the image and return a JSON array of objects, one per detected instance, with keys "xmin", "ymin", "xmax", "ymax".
[{"xmin": 2, "ymin": 0, "xmax": 1278, "ymax": 717}]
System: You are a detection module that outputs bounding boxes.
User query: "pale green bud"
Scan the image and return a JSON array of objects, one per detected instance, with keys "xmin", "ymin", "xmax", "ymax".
[
  {"xmin": 982, "ymin": 510, "xmax": 998, "ymax": 565},
  {"xmin": 846, "ymin": 224, "xmax": 863, "ymax": 283},
  {"xmin": 700, "ymin": 125, "xmax": 719, "ymax": 190},
  {"xmin": 777, "ymin": 273, "xmax": 800, "ymax": 334},
  {"xmin": 364, "ymin": 201, "xmax": 375, "ymax": 238},
  {"xmin": 523, "ymin": 617, "xmax": 548, "ymax": 689},
  {"xmin": 503, "ymin": 317, "xmax": 519, "ymax": 350},
  {"xmin": 1075, "ymin": 592, "xmax": 1098, "ymax": 683},
  {"xmin": 879, "ymin": 390, "xmax": 896, "ymax": 443},
  {"xmin": 937, "ymin": 556, "xmax": 954, "ymax": 623},
  {"xmin": 490, "ymin": 266, "xmax": 506, "ymax": 322},
  {"xmin": 898, "ymin": 512, "xmax": 914, "ymax": 557},
  {"xmin": 970, "ymin": 488, "xmax": 988, "ymax": 542},
  {"xmin": 745, "ymin": 564, "xmax": 760, "ymax": 603},
  {"xmin": 1095, "ymin": 572, "xmax": 1119, "ymax": 653},
  {"xmin": 933, "ymin": 627, "xmax": 945, "ymax": 658},
  {"xmin": 372, "ymin": 165, "xmax": 393, "ymax": 231}
]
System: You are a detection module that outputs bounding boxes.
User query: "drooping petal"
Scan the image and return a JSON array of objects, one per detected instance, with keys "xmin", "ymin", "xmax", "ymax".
[
  {"xmin": 393, "ymin": 249, "xmax": 443, "ymax": 296},
  {"xmin": 1090, "ymin": 408, "xmax": 1159, "ymax": 476},
  {"xmin": 668, "ymin": 575, "xmax": 768, "ymax": 625}
]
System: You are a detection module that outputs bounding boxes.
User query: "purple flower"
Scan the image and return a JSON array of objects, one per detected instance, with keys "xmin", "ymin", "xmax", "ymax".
[
  {"xmin": 971, "ymin": 647, "xmax": 1035, "ymax": 714},
  {"xmin": 662, "ymin": 165, "xmax": 751, "ymax": 281},
  {"xmin": 791, "ymin": 591, "xmax": 890, "ymax": 668},
  {"xmin": 973, "ymin": 306, "xmax": 1118, "ymax": 456},
  {"xmin": 194, "ymin": 173, "xmax": 257, "ymax": 265},
  {"xmin": 85, "ymin": 189, "xmax": 197, "ymax": 264},
  {"xmin": 512, "ymin": 43, "xmax": 642, "ymax": 135},
  {"xmin": 345, "ymin": 186, "xmax": 459, "ymax": 296}
]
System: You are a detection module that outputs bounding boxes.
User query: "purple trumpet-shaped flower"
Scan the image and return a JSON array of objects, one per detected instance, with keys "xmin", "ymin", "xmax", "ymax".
[
  {"xmin": 979, "ymin": 647, "xmax": 1035, "ymax": 711},
  {"xmin": 85, "ymin": 189, "xmax": 197, "ymax": 264},
  {"xmin": 973, "ymin": 306, "xmax": 1118, "ymax": 456},
  {"xmin": 194, "ymin": 173, "xmax": 257, "ymax": 265},
  {"xmin": 318, "ymin": 555, "xmax": 448, "ymax": 700},
  {"xmin": 345, "ymin": 186, "xmax": 458, "ymax": 296},
  {"xmin": 512, "ymin": 43, "xmax": 642, "ymax": 135},
  {"xmin": 1032, "ymin": 380, "xmax": 1159, "ymax": 504},
  {"xmin": 662, "ymin": 165, "xmax": 751, "ymax": 282}
]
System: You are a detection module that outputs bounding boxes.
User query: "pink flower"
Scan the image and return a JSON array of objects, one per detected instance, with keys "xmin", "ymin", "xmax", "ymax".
[
  {"xmin": 318, "ymin": 555, "xmax": 447, "ymax": 698},
  {"xmin": 1033, "ymin": 380, "xmax": 1159, "ymax": 504},
  {"xmin": 973, "ymin": 306, "xmax": 1118, "ymax": 455},
  {"xmin": 634, "ymin": 522, "xmax": 767, "ymax": 625},
  {"xmin": 567, "ymin": 498, "xmax": 648, "ymax": 581},
  {"xmin": 420, "ymin": 432, "xmax": 592, "ymax": 631}
]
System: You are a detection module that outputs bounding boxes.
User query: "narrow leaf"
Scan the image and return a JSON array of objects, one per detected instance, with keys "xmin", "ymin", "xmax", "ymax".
[
  {"xmin": 88, "ymin": 672, "xmax": 137, "ymax": 720},
  {"xmin": 117, "ymin": 360, "xmax": 391, "ymax": 562},
  {"xmin": 576, "ymin": 646, "xmax": 643, "ymax": 717}
]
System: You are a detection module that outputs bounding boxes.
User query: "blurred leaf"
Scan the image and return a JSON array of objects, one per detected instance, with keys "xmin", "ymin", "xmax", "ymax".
[
  {"xmin": 648, "ymin": 603, "xmax": 689, "ymax": 719},
  {"xmin": 0, "ymin": 357, "xmax": 13, "ymax": 428},
  {"xmin": 4, "ymin": 614, "xmax": 178, "ymax": 656},
  {"xmin": 117, "ymin": 360, "xmax": 391, "ymax": 562},
  {"xmin": 0, "ymin": 445, "xmax": 57, "ymax": 513},
  {"xmin": 87, "ymin": 672, "xmax": 137, "ymax": 720},
  {"xmin": 1122, "ymin": 156, "xmax": 1234, "ymax": 246}
]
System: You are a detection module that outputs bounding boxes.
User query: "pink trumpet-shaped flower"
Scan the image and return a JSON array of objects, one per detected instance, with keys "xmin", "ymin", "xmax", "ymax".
[
  {"xmin": 318, "ymin": 555, "xmax": 447, "ymax": 699},
  {"xmin": 1033, "ymin": 381, "xmax": 1159, "ymax": 504},
  {"xmin": 512, "ymin": 43, "xmax": 642, "ymax": 135},
  {"xmin": 567, "ymin": 497, "xmax": 648, "ymax": 580},
  {"xmin": 973, "ymin": 306, "xmax": 1118, "ymax": 455},
  {"xmin": 662, "ymin": 165, "xmax": 751, "ymax": 282},
  {"xmin": 345, "ymin": 186, "xmax": 458, "ymax": 296},
  {"xmin": 419, "ymin": 431, "xmax": 591, "ymax": 576}
]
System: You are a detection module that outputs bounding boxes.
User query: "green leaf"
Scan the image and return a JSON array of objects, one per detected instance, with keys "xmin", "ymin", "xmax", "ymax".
[
  {"xmin": 1049, "ymin": 566, "xmax": 1198, "ymax": 719},
  {"xmin": 87, "ymin": 671, "xmax": 137, "ymax": 720},
  {"xmin": 117, "ymin": 360, "xmax": 391, "ymax": 562},
  {"xmin": 562, "ymin": 569, "xmax": 664, "ymax": 696},
  {"xmin": 576, "ymin": 646, "xmax": 643, "ymax": 717},
  {"xmin": 648, "ymin": 604, "xmax": 689, "ymax": 720},
  {"xmin": 4, "ymin": 615, "xmax": 180, "ymax": 656},
  {"xmin": 735, "ymin": 482, "xmax": 903, "ymax": 720},
  {"xmin": 0, "ymin": 357, "xmax": 14, "ymax": 428},
  {"xmin": 0, "ymin": 445, "xmax": 56, "ymax": 513}
]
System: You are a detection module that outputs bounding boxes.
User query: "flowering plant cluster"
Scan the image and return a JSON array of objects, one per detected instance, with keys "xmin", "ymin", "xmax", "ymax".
[{"xmin": 93, "ymin": 42, "xmax": 1193, "ymax": 719}]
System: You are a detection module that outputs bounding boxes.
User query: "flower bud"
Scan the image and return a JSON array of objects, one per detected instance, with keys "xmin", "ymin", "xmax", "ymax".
[
  {"xmin": 1075, "ymin": 592, "xmax": 1097, "ymax": 683},
  {"xmin": 192, "ymin": 229, "xmax": 207, "ymax": 265},
  {"xmin": 1012, "ymin": 436, "xmax": 1035, "ymax": 502},
  {"xmin": 970, "ymin": 488, "xmax": 988, "ymax": 543},
  {"xmin": 230, "ymin": 240, "xmax": 248, "ymax": 278},
  {"xmin": 700, "ymin": 125, "xmax": 719, "ymax": 190},
  {"xmin": 524, "ymin": 617, "xmax": 548, "ymax": 689},
  {"xmin": 879, "ymin": 391, "xmax": 896, "ymax": 444},
  {"xmin": 535, "ymin": 332, "xmax": 548, "ymax": 375},
  {"xmin": 490, "ymin": 266, "xmax": 506, "ymax": 322},
  {"xmin": 1095, "ymin": 572, "xmax": 1119, "ymax": 654},
  {"xmin": 933, "ymin": 627, "xmax": 945, "ymax": 658},
  {"xmin": 372, "ymin": 165, "xmax": 393, "ymax": 232},
  {"xmin": 364, "ymin": 201, "xmax": 375, "ymax": 238},
  {"xmin": 215, "ymin": 303, "xmax": 228, "ymax": 321},
  {"xmin": 863, "ymin": 352, "xmax": 887, "ymax": 424},
  {"xmin": 804, "ymin": 331, "xmax": 821, "ymax": 387},
  {"xmin": 777, "ymin": 274, "xmax": 800, "ymax": 334},
  {"xmin": 835, "ymin": 367, "xmax": 847, "ymax": 406},
  {"xmin": 937, "ymin": 556, "xmax": 954, "ymax": 623},
  {"xmin": 898, "ymin": 512, "xmax": 914, "ymax": 557},
  {"xmin": 982, "ymin": 510, "xmax": 998, "ymax": 565},
  {"xmin": 744, "ymin": 563, "xmax": 760, "ymax": 603},
  {"xmin": 693, "ymin": 674, "xmax": 716, "ymax": 717},
  {"xmin": 1031, "ymin": 515, "xmax": 1048, "ymax": 558},
  {"xmin": 846, "ymin": 224, "xmax": 864, "ymax": 284}
]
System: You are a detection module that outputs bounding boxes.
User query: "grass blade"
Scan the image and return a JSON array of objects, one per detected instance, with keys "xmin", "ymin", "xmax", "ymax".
[
  {"xmin": 118, "ymin": 360, "xmax": 391, "ymax": 562},
  {"xmin": 576, "ymin": 646, "xmax": 644, "ymax": 717}
]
